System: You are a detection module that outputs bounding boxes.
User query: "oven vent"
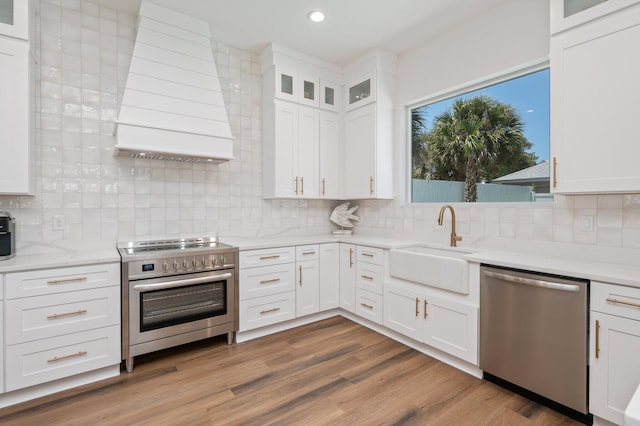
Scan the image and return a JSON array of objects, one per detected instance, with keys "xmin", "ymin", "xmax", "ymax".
[{"xmin": 114, "ymin": 0, "xmax": 234, "ymax": 163}]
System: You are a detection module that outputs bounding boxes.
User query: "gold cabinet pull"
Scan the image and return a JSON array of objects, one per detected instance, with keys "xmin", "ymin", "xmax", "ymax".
[
  {"xmin": 595, "ymin": 319, "xmax": 600, "ymax": 359},
  {"xmin": 606, "ymin": 298, "xmax": 640, "ymax": 309},
  {"xmin": 415, "ymin": 297, "xmax": 419, "ymax": 317},
  {"xmin": 321, "ymin": 178, "xmax": 326, "ymax": 196},
  {"xmin": 48, "ymin": 351, "xmax": 88, "ymax": 363},
  {"xmin": 295, "ymin": 177, "xmax": 299, "ymax": 195},
  {"xmin": 300, "ymin": 176, "xmax": 304, "ymax": 195},
  {"xmin": 298, "ymin": 265, "xmax": 302, "ymax": 286},
  {"xmin": 259, "ymin": 278, "xmax": 280, "ymax": 285},
  {"xmin": 369, "ymin": 176, "xmax": 374, "ymax": 195},
  {"xmin": 349, "ymin": 248, "xmax": 354, "ymax": 268},
  {"xmin": 259, "ymin": 255, "xmax": 280, "ymax": 260},
  {"xmin": 553, "ymin": 157, "xmax": 557, "ymax": 188},
  {"xmin": 360, "ymin": 303, "xmax": 373, "ymax": 309},
  {"xmin": 361, "ymin": 252, "xmax": 374, "ymax": 258},
  {"xmin": 360, "ymin": 275, "xmax": 374, "ymax": 280},
  {"xmin": 47, "ymin": 276, "xmax": 88, "ymax": 285},
  {"xmin": 302, "ymin": 250, "xmax": 316, "ymax": 255},
  {"xmin": 47, "ymin": 309, "xmax": 87, "ymax": 320},
  {"xmin": 424, "ymin": 299, "xmax": 428, "ymax": 319},
  {"xmin": 260, "ymin": 307, "xmax": 281, "ymax": 315}
]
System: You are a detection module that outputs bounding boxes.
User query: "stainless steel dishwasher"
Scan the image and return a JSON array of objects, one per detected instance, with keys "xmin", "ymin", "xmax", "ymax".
[{"xmin": 480, "ymin": 265, "xmax": 590, "ymax": 421}]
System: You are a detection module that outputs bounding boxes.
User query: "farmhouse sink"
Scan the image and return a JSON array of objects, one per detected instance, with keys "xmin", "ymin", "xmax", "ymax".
[{"xmin": 389, "ymin": 245, "xmax": 472, "ymax": 294}]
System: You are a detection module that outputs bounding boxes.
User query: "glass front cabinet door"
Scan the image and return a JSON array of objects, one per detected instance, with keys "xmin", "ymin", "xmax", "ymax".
[
  {"xmin": 346, "ymin": 71, "xmax": 376, "ymax": 111},
  {"xmin": 550, "ymin": 0, "xmax": 638, "ymax": 34},
  {"xmin": 320, "ymin": 80, "xmax": 340, "ymax": 112},
  {"xmin": 275, "ymin": 67, "xmax": 298, "ymax": 103},
  {"xmin": 0, "ymin": 0, "xmax": 28, "ymax": 40},
  {"xmin": 298, "ymin": 73, "xmax": 319, "ymax": 107}
]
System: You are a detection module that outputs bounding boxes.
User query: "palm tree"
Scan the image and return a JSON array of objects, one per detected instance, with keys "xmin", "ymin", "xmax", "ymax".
[
  {"xmin": 411, "ymin": 107, "xmax": 429, "ymax": 179},
  {"xmin": 423, "ymin": 96, "xmax": 535, "ymax": 202}
]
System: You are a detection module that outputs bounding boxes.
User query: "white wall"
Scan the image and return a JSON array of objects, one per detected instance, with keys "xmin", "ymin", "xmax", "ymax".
[{"xmin": 395, "ymin": 0, "xmax": 550, "ymax": 106}]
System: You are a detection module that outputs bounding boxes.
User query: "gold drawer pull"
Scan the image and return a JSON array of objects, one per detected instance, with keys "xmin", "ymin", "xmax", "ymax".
[
  {"xmin": 259, "ymin": 255, "xmax": 280, "ymax": 260},
  {"xmin": 302, "ymin": 251, "xmax": 316, "ymax": 255},
  {"xmin": 47, "ymin": 309, "xmax": 88, "ymax": 320},
  {"xmin": 360, "ymin": 303, "xmax": 373, "ymax": 310},
  {"xmin": 259, "ymin": 278, "xmax": 281, "ymax": 285},
  {"xmin": 47, "ymin": 277, "xmax": 88, "ymax": 285},
  {"xmin": 415, "ymin": 297, "xmax": 419, "ymax": 317},
  {"xmin": 349, "ymin": 248, "xmax": 354, "ymax": 268},
  {"xmin": 361, "ymin": 253, "xmax": 374, "ymax": 258},
  {"xmin": 48, "ymin": 351, "xmax": 88, "ymax": 363},
  {"xmin": 424, "ymin": 299, "xmax": 428, "ymax": 319},
  {"xmin": 606, "ymin": 298, "xmax": 640, "ymax": 309},
  {"xmin": 360, "ymin": 275, "xmax": 374, "ymax": 280},
  {"xmin": 260, "ymin": 307, "xmax": 281, "ymax": 315}
]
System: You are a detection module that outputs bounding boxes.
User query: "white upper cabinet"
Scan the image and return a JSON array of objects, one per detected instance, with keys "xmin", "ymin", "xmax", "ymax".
[
  {"xmin": 271, "ymin": 67, "xmax": 319, "ymax": 107},
  {"xmin": 262, "ymin": 101, "xmax": 319, "ymax": 198},
  {"xmin": 320, "ymin": 80, "xmax": 341, "ymax": 112},
  {"xmin": 345, "ymin": 71, "xmax": 376, "ymax": 111},
  {"xmin": 0, "ymin": 0, "xmax": 28, "ymax": 40},
  {"xmin": 551, "ymin": 0, "xmax": 640, "ymax": 34},
  {"xmin": 319, "ymin": 110, "xmax": 341, "ymax": 198},
  {"xmin": 0, "ymin": 36, "xmax": 33, "ymax": 195},
  {"xmin": 550, "ymin": 1, "xmax": 640, "ymax": 193}
]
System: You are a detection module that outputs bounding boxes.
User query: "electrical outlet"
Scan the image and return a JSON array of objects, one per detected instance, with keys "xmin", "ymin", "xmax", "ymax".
[
  {"xmin": 52, "ymin": 215, "xmax": 65, "ymax": 231},
  {"xmin": 580, "ymin": 215, "xmax": 594, "ymax": 232}
]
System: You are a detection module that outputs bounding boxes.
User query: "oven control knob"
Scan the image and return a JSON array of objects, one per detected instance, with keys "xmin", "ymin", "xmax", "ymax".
[
  {"xmin": 183, "ymin": 259, "xmax": 189, "ymax": 269},
  {"xmin": 192, "ymin": 259, "xmax": 198, "ymax": 267},
  {"xmin": 220, "ymin": 256, "xmax": 226, "ymax": 266},
  {"xmin": 202, "ymin": 258, "xmax": 207, "ymax": 267},
  {"xmin": 173, "ymin": 261, "xmax": 178, "ymax": 270},
  {"xmin": 212, "ymin": 256, "xmax": 220, "ymax": 267},
  {"xmin": 163, "ymin": 262, "xmax": 169, "ymax": 272}
]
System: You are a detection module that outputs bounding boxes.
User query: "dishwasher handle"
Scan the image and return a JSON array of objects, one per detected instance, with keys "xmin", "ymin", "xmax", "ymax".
[{"xmin": 483, "ymin": 270, "xmax": 581, "ymax": 293}]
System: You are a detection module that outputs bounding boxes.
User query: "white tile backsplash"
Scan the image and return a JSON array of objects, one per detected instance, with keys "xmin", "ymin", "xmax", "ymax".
[{"xmin": 2, "ymin": 0, "xmax": 639, "ymax": 250}]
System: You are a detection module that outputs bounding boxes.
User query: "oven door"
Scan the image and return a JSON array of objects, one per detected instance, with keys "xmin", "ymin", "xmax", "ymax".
[{"xmin": 129, "ymin": 270, "xmax": 235, "ymax": 346}]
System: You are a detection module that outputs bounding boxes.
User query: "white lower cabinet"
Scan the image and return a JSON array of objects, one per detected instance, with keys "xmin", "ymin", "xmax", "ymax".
[
  {"xmin": 239, "ymin": 247, "xmax": 296, "ymax": 332},
  {"xmin": 384, "ymin": 281, "xmax": 478, "ymax": 364},
  {"xmin": 590, "ymin": 282, "xmax": 640, "ymax": 424},
  {"xmin": 355, "ymin": 289, "xmax": 383, "ymax": 324},
  {"xmin": 319, "ymin": 243, "xmax": 340, "ymax": 310},
  {"xmin": 339, "ymin": 243, "xmax": 356, "ymax": 312},
  {"xmin": 3, "ymin": 263, "xmax": 121, "ymax": 392},
  {"xmin": 5, "ymin": 326, "xmax": 120, "ymax": 392},
  {"xmin": 296, "ymin": 245, "xmax": 320, "ymax": 317}
]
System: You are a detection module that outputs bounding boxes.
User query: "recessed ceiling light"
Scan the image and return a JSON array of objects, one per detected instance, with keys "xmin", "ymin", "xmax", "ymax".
[{"xmin": 307, "ymin": 10, "xmax": 325, "ymax": 23}]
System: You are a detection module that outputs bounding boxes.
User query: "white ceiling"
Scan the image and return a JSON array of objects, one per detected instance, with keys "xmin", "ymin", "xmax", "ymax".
[{"xmin": 94, "ymin": 0, "xmax": 507, "ymax": 65}]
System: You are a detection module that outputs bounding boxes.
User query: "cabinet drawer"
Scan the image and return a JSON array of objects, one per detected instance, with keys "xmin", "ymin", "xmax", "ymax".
[
  {"xmin": 356, "ymin": 246, "xmax": 384, "ymax": 265},
  {"xmin": 5, "ymin": 263, "xmax": 120, "ymax": 299},
  {"xmin": 296, "ymin": 244, "xmax": 319, "ymax": 261},
  {"xmin": 356, "ymin": 289, "xmax": 383, "ymax": 325},
  {"xmin": 5, "ymin": 325, "xmax": 121, "ymax": 392},
  {"xmin": 6, "ymin": 286, "xmax": 120, "ymax": 345},
  {"xmin": 592, "ymin": 281, "xmax": 640, "ymax": 321},
  {"xmin": 356, "ymin": 262, "xmax": 384, "ymax": 295},
  {"xmin": 239, "ymin": 263, "xmax": 296, "ymax": 300},
  {"xmin": 239, "ymin": 292, "xmax": 296, "ymax": 331},
  {"xmin": 240, "ymin": 247, "xmax": 295, "ymax": 268}
]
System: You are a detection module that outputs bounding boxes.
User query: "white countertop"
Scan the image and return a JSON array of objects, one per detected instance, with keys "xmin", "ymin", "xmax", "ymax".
[
  {"xmin": 0, "ymin": 240, "xmax": 120, "ymax": 274},
  {"xmin": 1, "ymin": 233, "xmax": 638, "ymax": 289}
]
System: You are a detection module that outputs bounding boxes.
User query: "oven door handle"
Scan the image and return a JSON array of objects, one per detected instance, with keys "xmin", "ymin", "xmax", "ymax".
[{"xmin": 133, "ymin": 273, "xmax": 232, "ymax": 292}]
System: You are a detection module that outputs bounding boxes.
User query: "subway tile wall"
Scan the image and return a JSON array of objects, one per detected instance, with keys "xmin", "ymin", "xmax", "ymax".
[{"xmin": 1, "ymin": 0, "xmax": 639, "ymax": 251}]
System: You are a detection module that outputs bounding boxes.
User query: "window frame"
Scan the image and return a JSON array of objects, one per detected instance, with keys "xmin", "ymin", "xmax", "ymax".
[{"xmin": 404, "ymin": 57, "xmax": 550, "ymax": 205}]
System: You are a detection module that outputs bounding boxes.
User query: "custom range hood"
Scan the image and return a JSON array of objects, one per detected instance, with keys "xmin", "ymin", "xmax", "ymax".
[{"xmin": 114, "ymin": 1, "xmax": 234, "ymax": 163}]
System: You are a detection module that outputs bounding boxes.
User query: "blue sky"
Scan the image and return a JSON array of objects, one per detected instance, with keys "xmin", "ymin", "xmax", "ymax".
[{"xmin": 416, "ymin": 69, "xmax": 550, "ymax": 162}]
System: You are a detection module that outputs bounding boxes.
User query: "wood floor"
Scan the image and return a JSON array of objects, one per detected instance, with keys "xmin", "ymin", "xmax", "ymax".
[{"xmin": 0, "ymin": 316, "xmax": 580, "ymax": 425}]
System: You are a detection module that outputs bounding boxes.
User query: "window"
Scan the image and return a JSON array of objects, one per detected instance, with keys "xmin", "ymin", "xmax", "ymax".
[{"xmin": 411, "ymin": 68, "xmax": 550, "ymax": 203}]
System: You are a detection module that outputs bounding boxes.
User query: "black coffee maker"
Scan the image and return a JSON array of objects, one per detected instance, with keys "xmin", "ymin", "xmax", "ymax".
[{"xmin": 0, "ymin": 211, "xmax": 15, "ymax": 260}]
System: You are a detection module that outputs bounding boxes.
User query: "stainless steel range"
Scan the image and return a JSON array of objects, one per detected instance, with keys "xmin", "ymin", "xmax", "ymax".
[{"xmin": 118, "ymin": 236, "xmax": 238, "ymax": 373}]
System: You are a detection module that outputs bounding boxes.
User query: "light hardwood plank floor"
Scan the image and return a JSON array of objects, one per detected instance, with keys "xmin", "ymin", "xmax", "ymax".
[{"xmin": 0, "ymin": 316, "xmax": 581, "ymax": 425}]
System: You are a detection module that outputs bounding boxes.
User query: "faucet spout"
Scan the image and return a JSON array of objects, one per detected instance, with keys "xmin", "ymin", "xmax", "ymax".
[{"xmin": 438, "ymin": 205, "xmax": 462, "ymax": 247}]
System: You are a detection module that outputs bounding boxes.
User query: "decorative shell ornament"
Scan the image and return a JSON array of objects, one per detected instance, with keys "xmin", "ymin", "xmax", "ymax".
[{"xmin": 330, "ymin": 203, "xmax": 360, "ymax": 235}]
